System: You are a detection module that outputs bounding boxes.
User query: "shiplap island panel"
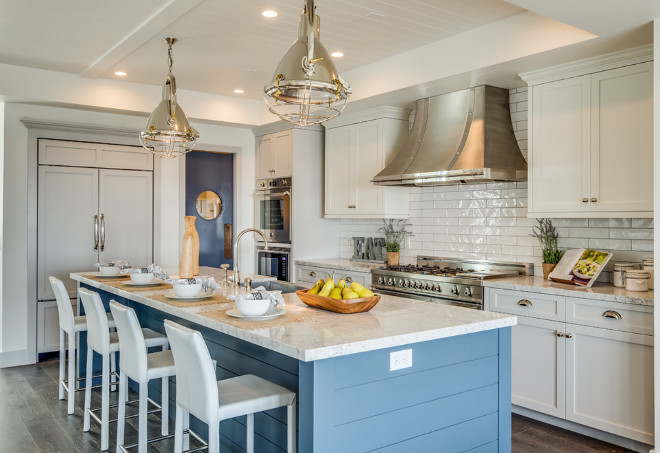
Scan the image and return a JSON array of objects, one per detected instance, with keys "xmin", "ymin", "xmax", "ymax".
[{"xmin": 71, "ymin": 268, "xmax": 515, "ymax": 452}]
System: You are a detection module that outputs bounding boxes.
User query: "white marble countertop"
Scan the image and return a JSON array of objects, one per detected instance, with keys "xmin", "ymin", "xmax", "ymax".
[
  {"xmin": 484, "ymin": 276, "xmax": 654, "ymax": 306},
  {"xmin": 295, "ymin": 258, "xmax": 384, "ymax": 273},
  {"xmin": 71, "ymin": 267, "xmax": 516, "ymax": 362}
]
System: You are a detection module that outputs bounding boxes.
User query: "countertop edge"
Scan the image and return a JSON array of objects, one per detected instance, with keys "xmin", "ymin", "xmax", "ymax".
[{"xmin": 294, "ymin": 259, "xmax": 383, "ymax": 273}]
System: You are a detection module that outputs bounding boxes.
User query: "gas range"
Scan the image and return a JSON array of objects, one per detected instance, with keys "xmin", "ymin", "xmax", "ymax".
[{"xmin": 371, "ymin": 256, "xmax": 533, "ymax": 309}]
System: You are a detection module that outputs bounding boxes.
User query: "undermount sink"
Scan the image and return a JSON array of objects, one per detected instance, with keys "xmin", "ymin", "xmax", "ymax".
[{"xmin": 249, "ymin": 280, "xmax": 306, "ymax": 294}]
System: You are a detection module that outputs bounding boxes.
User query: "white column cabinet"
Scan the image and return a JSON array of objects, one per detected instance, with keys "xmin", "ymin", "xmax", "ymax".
[
  {"xmin": 523, "ymin": 49, "xmax": 653, "ymax": 218},
  {"xmin": 486, "ymin": 287, "xmax": 653, "ymax": 445},
  {"xmin": 324, "ymin": 108, "xmax": 410, "ymax": 219},
  {"xmin": 256, "ymin": 130, "xmax": 292, "ymax": 179}
]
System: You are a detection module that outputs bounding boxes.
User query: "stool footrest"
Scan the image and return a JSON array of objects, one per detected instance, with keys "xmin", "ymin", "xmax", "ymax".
[{"xmin": 118, "ymin": 428, "xmax": 206, "ymax": 452}]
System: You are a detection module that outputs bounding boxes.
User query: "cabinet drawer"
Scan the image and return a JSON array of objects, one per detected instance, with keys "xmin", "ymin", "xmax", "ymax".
[
  {"xmin": 566, "ymin": 297, "xmax": 653, "ymax": 336},
  {"xmin": 296, "ymin": 265, "xmax": 370, "ymax": 287},
  {"xmin": 488, "ymin": 288, "xmax": 565, "ymax": 322}
]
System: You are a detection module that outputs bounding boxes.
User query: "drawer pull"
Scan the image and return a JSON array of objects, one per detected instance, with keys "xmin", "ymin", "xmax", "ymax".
[
  {"xmin": 565, "ymin": 333, "xmax": 573, "ymax": 339},
  {"xmin": 556, "ymin": 331, "xmax": 564, "ymax": 337},
  {"xmin": 309, "ymin": 271, "xmax": 316, "ymax": 277},
  {"xmin": 602, "ymin": 310, "xmax": 622, "ymax": 320},
  {"xmin": 582, "ymin": 198, "xmax": 589, "ymax": 203},
  {"xmin": 517, "ymin": 299, "xmax": 533, "ymax": 307},
  {"xmin": 591, "ymin": 197, "xmax": 598, "ymax": 203}
]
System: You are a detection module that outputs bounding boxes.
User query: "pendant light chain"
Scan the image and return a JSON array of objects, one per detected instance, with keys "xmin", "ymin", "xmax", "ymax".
[{"xmin": 167, "ymin": 41, "xmax": 174, "ymax": 77}]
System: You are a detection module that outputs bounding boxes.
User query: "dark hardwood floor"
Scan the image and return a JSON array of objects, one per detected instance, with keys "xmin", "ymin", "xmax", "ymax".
[{"xmin": 0, "ymin": 360, "xmax": 637, "ymax": 452}]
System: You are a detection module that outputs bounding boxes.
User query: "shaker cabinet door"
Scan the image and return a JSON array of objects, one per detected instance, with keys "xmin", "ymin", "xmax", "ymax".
[
  {"xmin": 324, "ymin": 126, "xmax": 353, "ymax": 216},
  {"xmin": 529, "ymin": 76, "xmax": 590, "ymax": 214},
  {"xmin": 98, "ymin": 169, "xmax": 153, "ymax": 268},
  {"xmin": 511, "ymin": 316, "xmax": 566, "ymax": 419},
  {"xmin": 38, "ymin": 165, "xmax": 99, "ymax": 300}
]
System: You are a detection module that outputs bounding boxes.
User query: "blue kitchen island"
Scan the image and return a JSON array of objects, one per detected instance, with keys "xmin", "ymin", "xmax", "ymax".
[{"xmin": 72, "ymin": 269, "xmax": 516, "ymax": 453}]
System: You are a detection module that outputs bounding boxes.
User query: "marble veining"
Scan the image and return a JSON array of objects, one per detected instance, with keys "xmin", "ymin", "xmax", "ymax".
[
  {"xmin": 71, "ymin": 269, "xmax": 516, "ymax": 362},
  {"xmin": 295, "ymin": 258, "xmax": 384, "ymax": 273},
  {"xmin": 484, "ymin": 276, "xmax": 654, "ymax": 306}
]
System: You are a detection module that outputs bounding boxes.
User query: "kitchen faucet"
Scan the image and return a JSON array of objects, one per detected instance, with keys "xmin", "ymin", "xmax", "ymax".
[{"xmin": 232, "ymin": 228, "xmax": 268, "ymax": 290}]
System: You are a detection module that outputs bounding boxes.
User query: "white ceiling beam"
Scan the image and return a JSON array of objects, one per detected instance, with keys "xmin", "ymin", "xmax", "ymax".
[{"xmin": 80, "ymin": 0, "xmax": 205, "ymax": 78}]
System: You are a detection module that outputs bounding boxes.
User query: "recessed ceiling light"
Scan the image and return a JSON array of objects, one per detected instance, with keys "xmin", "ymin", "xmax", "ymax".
[
  {"xmin": 114, "ymin": 71, "xmax": 127, "ymax": 77},
  {"xmin": 262, "ymin": 10, "xmax": 278, "ymax": 18},
  {"xmin": 233, "ymin": 89, "xmax": 245, "ymax": 94},
  {"xmin": 331, "ymin": 52, "xmax": 344, "ymax": 58}
]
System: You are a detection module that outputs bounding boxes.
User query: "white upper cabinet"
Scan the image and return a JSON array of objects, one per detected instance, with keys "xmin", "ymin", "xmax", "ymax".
[
  {"xmin": 323, "ymin": 107, "xmax": 410, "ymax": 219},
  {"xmin": 522, "ymin": 46, "xmax": 653, "ymax": 218},
  {"xmin": 256, "ymin": 130, "xmax": 292, "ymax": 179},
  {"xmin": 39, "ymin": 139, "xmax": 153, "ymax": 171}
]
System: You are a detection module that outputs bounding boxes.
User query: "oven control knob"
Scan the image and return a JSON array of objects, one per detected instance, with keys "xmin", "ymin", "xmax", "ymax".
[
  {"xmin": 398, "ymin": 279, "xmax": 404, "ymax": 287},
  {"xmin": 403, "ymin": 279, "xmax": 409, "ymax": 288},
  {"xmin": 451, "ymin": 285, "xmax": 459, "ymax": 295},
  {"xmin": 422, "ymin": 282, "xmax": 429, "ymax": 290},
  {"xmin": 377, "ymin": 276, "xmax": 384, "ymax": 285},
  {"xmin": 260, "ymin": 181, "xmax": 266, "ymax": 187},
  {"xmin": 464, "ymin": 288, "xmax": 473, "ymax": 297},
  {"xmin": 435, "ymin": 285, "xmax": 442, "ymax": 293},
  {"xmin": 387, "ymin": 278, "xmax": 395, "ymax": 286}
]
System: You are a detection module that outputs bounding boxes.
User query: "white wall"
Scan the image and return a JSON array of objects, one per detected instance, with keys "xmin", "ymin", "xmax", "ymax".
[
  {"xmin": 653, "ymin": 19, "xmax": 659, "ymax": 453},
  {"xmin": 0, "ymin": 103, "xmax": 255, "ymax": 367}
]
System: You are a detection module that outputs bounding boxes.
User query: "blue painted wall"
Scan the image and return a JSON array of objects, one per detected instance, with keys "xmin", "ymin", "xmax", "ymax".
[{"xmin": 185, "ymin": 151, "xmax": 234, "ymax": 268}]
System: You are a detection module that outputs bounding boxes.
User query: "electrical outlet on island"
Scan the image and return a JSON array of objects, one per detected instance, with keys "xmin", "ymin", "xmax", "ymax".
[{"xmin": 390, "ymin": 349, "xmax": 413, "ymax": 371}]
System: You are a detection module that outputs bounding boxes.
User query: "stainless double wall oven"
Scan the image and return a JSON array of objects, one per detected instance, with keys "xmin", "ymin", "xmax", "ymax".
[{"xmin": 256, "ymin": 177, "xmax": 291, "ymax": 280}]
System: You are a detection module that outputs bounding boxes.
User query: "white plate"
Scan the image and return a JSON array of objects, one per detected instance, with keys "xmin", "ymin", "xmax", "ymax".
[
  {"xmin": 226, "ymin": 308, "xmax": 285, "ymax": 321},
  {"xmin": 164, "ymin": 289, "xmax": 212, "ymax": 301},
  {"xmin": 124, "ymin": 281, "xmax": 162, "ymax": 287}
]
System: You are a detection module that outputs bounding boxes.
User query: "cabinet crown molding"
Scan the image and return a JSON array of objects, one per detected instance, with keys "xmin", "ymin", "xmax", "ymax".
[
  {"xmin": 252, "ymin": 120, "xmax": 323, "ymax": 138},
  {"xmin": 520, "ymin": 44, "xmax": 653, "ymax": 86},
  {"xmin": 323, "ymin": 106, "xmax": 410, "ymax": 129},
  {"xmin": 21, "ymin": 118, "xmax": 140, "ymax": 137}
]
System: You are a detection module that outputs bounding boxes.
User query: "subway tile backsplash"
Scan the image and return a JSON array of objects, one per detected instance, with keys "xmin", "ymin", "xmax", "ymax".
[{"xmin": 337, "ymin": 88, "xmax": 653, "ymax": 280}]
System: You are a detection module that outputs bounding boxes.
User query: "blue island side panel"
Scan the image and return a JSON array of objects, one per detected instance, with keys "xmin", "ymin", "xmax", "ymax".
[{"xmin": 300, "ymin": 328, "xmax": 512, "ymax": 453}]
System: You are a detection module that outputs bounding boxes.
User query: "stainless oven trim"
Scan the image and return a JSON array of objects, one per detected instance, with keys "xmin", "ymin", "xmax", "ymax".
[
  {"xmin": 374, "ymin": 287, "xmax": 483, "ymax": 310},
  {"xmin": 256, "ymin": 186, "xmax": 291, "ymax": 244}
]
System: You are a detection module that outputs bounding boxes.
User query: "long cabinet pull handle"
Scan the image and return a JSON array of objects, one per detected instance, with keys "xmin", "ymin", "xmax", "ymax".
[
  {"xmin": 517, "ymin": 299, "xmax": 533, "ymax": 307},
  {"xmin": 100, "ymin": 214, "xmax": 106, "ymax": 252},
  {"xmin": 94, "ymin": 215, "xmax": 99, "ymax": 251},
  {"xmin": 602, "ymin": 310, "xmax": 622, "ymax": 320},
  {"xmin": 556, "ymin": 331, "xmax": 564, "ymax": 337}
]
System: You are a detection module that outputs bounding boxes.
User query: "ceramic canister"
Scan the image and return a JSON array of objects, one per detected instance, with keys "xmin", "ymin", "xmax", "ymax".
[
  {"xmin": 642, "ymin": 258, "xmax": 654, "ymax": 290},
  {"xmin": 624, "ymin": 269, "xmax": 650, "ymax": 292},
  {"xmin": 612, "ymin": 262, "xmax": 636, "ymax": 288}
]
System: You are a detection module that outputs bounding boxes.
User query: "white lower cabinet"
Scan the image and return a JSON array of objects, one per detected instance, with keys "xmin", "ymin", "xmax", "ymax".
[
  {"xmin": 487, "ymin": 288, "xmax": 653, "ymax": 444},
  {"xmin": 296, "ymin": 264, "xmax": 372, "ymax": 288}
]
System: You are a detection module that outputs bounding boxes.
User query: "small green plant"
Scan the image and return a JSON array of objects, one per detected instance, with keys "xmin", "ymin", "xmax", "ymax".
[
  {"xmin": 379, "ymin": 219, "xmax": 412, "ymax": 253},
  {"xmin": 530, "ymin": 218, "xmax": 562, "ymax": 264}
]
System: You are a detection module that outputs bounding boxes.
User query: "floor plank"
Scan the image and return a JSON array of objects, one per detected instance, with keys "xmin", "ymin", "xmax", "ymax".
[{"xmin": 0, "ymin": 360, "xmax": 640, "ymax": 452}]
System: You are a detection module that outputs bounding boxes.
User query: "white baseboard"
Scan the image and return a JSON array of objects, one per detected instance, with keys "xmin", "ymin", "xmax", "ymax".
[
  {"xmin": 513, "ymin": 406, "xmax": 653, "ymax": 453},
  {"xmin": 0, "ymin": 348, "xmax": 36, "ymax": 368}
]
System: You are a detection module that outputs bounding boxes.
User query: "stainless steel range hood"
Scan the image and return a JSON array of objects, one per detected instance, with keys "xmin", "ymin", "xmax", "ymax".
[{"xmin": 372, "ymin": 85, "xmax": 527, "ymax": 186}]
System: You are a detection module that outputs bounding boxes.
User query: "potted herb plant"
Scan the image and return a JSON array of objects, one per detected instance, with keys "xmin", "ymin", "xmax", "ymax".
[
  {"xmin": 530, "ymin": 218, "xmax": 563, "ymax": 278},
  {"xmin": 379, "ymin": 219, "xmax": 412, "ymax": 266}
]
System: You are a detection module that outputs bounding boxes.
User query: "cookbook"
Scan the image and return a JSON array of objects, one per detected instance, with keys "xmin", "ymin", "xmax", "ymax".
[{"xmin": 548, "ymin": 249, "xmax": 613, "ymax": 287}]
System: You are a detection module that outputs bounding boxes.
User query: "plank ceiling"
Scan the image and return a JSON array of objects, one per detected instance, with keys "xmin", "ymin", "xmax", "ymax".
[{"xmin": 0, "ymin": 0, "xmax": 525, "ymax": 99}]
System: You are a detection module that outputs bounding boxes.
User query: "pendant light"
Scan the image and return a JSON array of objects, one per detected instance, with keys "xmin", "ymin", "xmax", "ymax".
[
  {"xmin": 140, "ymin": 37, "xmax": 199, "ymax": 158},
  {"xmin": 264, "ymin": 0, "xmax": 351, "ymax": 126}
]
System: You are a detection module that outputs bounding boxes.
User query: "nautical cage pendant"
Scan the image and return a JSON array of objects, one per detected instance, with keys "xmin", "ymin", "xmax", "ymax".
[
  {"xmin": 140, "ymin": 37, "xmax": 199, "ymax": 158},
  {"xmin": 264, "ymin": 0, "xmax": 351, "ymax": 126}
]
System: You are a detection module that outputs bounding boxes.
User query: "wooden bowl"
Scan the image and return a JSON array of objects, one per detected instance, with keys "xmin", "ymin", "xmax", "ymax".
[{"xmin": 295, "ymin": 289, "xmax": 381, "ymax": 314}]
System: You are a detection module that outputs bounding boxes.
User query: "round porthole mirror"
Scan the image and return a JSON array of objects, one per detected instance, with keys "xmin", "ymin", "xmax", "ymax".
[{"xmin": 196, "ymin": 190, "xmax": 222, "ymax": 220}]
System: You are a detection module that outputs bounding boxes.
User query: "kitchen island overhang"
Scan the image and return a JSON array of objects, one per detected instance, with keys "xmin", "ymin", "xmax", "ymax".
[{"xmin": 71, "ymin": 270, "xmax": 516, "ymax": 453}]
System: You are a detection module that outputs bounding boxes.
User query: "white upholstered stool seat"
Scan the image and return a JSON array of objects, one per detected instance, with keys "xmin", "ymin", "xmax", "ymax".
[
  {"xmin": 50, "ymin": 276, "xmax": 117, "ymax": 415},
  {"xmin": 164, "ymin": 320, "xmax": 297, "ymax": 453},
  {"xmin": 79, "ymin": 288, "xmax": 169, "ymax": 451},
  {"xmin": 110, "ymin": 301, "xmax": 176, "ymax": 453}
]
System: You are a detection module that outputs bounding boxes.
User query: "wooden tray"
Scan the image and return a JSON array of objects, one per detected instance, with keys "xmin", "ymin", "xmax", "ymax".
[{"xmin": 295, "ymin": 289, "xmax": 381, "ymax": 314}]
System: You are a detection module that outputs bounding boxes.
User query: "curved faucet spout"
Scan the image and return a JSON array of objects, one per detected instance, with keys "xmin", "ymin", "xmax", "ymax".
[{"xmin": 233, "ymin": 228, "xmax": 269, "ymax": 289}]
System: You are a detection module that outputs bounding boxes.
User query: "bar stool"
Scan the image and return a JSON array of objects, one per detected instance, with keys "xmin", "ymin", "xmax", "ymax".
[
  {"xmin": 109, "ymin": 300, "xmax": 176, "ymax": 453},
  {"xmin": 79, "ymin": 288, "xmax": 169, "ymax": 451},
  {"xmin": 164, "ymin": 320, "xmax": 297, "ymax": 453},
  {"xmin": 49, "ymin": 276, "xmax": 116, "ymax": 415}
]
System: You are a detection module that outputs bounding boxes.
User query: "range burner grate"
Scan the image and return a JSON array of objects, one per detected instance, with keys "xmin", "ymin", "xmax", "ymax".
[{"xmin": 382, "ymin": 265, "xmax": 475, "ymax": 277}]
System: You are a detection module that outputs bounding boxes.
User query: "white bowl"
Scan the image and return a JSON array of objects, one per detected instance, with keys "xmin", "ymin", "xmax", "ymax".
[
  {"xmin": 99, "ymin": 266, "xmax": 121, "ymax": 276},
  {"xmin": 235, "ymin": 296, "xmax": 271, "ymax": 317},
  {"xmin": 173, "ymin": 282, "xmax": 202, "ymax": 298},
  {"xmin": 131, "ymin": 272, "xmax": 154, "ymax": 284}
]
